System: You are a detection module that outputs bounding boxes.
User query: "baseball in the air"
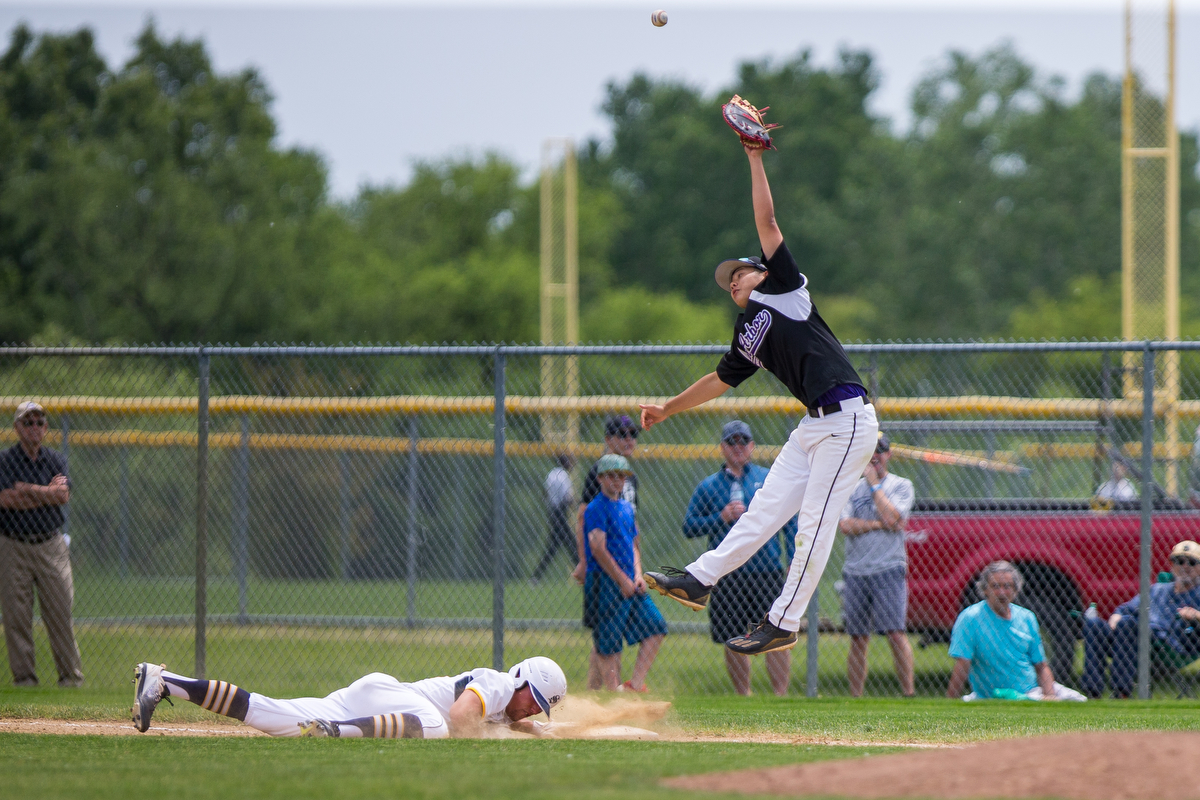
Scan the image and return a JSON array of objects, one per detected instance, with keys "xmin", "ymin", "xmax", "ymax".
[{"xmin": 651, "ymin": 10, "xmax": 668, "ymax": 27}]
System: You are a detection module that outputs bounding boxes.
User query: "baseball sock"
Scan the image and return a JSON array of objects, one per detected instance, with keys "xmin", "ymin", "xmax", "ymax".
[
  {"xmin": 161, "ymin": 671, "xmax": 250, "ymax": 722},
  {"xmin": 328, "ymin": 713, "xmax": 424, "ymax": 739}
]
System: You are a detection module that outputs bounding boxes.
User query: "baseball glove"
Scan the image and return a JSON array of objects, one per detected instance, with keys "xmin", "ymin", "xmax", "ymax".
[{"xmin": 721, "ymin": 95, "xmax": 781, "ymax": 150}]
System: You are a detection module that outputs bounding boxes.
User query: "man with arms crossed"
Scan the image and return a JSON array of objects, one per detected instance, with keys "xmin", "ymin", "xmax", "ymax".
[
  {"xmin": 839, "ymin": 432, "xmax": 915, "ymax": 697},
  {"xmin": 641, "ymin": 144, "xmax": 878, "ymax": 655}
]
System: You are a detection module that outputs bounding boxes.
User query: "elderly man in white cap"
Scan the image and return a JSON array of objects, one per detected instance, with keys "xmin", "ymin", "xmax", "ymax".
[{"xmin": 0, "ymin": 401, "xmax": 83, "ymax": 687}]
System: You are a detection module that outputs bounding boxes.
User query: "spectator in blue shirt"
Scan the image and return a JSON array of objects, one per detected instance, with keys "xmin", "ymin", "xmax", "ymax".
[
  {"xmin": 947, "ymin": 561, "xmax": 1085, "ymax": 701},
  {"xmin": 684, "ymin": 420, "xmax": 795, "ymax": 696},
  {"xmin": 583, "ymin": 454, "xmax": 667, "ymax": 693},
  {"xmin": 1082, "ymin": 540, "xmax": 1200, "ymax": 698}
]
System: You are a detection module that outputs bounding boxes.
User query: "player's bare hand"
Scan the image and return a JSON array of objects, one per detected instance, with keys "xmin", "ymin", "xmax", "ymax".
[
  {"xmin": 1178, "ymin": 606, "xmax": 1200, "ymax": 623},
  {"xmin": 863, "ymin": 464, "xmax": 880, "ymax": 485},
  {"xmin": 571, "ymin": 561, "xmax": 586, "ymax": 586},
  {"xmin": 633, "ymin": 575, "xmax": 648, "ymax": 595},
  {"xmin": 720, "ymin": 501, "xmax": 746, "ymax": 523},
  {"xmin": 638, "ymin": 404, "xmax": 669, "ymax": 429},
  {"xmin": 619, "ymin": 577, "xmax": 636, "ymax": 599},
  {"xmin": 1108, "ymin": 613, "xmax": 1123, "ymax": 630}
]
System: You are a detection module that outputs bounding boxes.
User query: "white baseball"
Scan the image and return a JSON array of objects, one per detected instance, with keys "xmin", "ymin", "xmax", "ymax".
[{"xmin": 651, "ymin": 10, "xmax": 668, "ymax": 27}]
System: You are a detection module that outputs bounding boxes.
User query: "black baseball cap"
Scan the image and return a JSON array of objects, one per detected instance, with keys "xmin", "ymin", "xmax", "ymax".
[
  {"xmin": 715, "ymin": 257, "xmax": 766, "ymax": 291},
  {"xmin": 604, "ymin": 414, "xmax": 640, "ymax": 437},
  {"xmin": 876, "ymin": 432, "xmax": 891, "ymax": 453}
]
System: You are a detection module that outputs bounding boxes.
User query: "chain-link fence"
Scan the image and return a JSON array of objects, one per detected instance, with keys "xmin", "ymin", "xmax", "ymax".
[{"xmin": 2, "ymin": 342, "xmax": 1200, "ymax": 700}]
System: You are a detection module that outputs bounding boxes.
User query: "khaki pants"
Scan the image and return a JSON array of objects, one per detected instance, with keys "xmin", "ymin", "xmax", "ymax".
[{"xmin": 0, "ymin": 533, "xmax": 84, "ymax": 687}]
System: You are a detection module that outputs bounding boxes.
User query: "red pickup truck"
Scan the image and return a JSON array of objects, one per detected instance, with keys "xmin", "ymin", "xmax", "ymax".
[{"xmin": 904, "ymin": 499, "xmax": 1200, "ymax": 680}]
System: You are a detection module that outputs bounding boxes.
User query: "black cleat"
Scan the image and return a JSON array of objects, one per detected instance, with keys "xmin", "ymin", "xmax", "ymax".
[
  {"xmin": 644, "ymin": 567, "xmax": 710, "ymax": 611},
  {"xmin": 725, "ymin": 618, "xmax": 798, "ymax": 655}
]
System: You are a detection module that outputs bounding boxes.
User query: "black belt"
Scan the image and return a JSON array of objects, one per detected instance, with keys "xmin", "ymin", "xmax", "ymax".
[{"xmin": 807, "ymin": 401, "xmax": 845, "ymax": 418}]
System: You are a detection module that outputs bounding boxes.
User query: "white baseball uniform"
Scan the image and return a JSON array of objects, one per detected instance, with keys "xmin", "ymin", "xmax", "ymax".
[{"xmin": 243, "ymin": 668, "xmax": 518, "ymax": 738}]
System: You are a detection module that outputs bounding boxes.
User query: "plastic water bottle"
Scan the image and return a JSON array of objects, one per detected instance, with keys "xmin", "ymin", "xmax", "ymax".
[
  {"xmin": 730, "ymin": 478, "xmax": 744, "ymax": 506},
  {"xmin": 1085, "ymin": 602, "xmax": 1099, "ymax": 621}
]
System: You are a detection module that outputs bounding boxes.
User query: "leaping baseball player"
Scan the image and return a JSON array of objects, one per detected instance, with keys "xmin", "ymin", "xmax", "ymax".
[
  {"xmin": 640, "ymin": 98, "xmax": 878, "ymax": 657},
  {"xmin": 130, "ymin": 656, "xmax": 567, "ymax": 739}
]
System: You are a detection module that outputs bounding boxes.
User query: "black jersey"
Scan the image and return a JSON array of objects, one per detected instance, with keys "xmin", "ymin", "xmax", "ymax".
[{"xmin": 715, "ymin": 241, "xmax": 863, "ymax": 408}]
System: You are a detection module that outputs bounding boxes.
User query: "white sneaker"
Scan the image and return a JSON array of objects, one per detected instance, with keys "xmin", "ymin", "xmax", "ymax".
[{"xmin": 131, "ymin": 663, "xmax": 168, "ymax": 732}]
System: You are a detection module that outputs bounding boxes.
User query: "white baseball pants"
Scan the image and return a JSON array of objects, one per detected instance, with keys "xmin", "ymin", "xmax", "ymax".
[
  {"xmin": 688, "ymin": 397, "xmax": 878, "ymax": 633},
  {"xmin": 244, "ymin": 672, "xmax": 449, "ymax": 738}
]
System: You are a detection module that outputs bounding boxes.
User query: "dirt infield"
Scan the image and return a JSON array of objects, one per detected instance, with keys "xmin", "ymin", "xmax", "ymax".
[{"xmin": 666, "ymin": 731, "xmax": 1200, "ymax": 800}]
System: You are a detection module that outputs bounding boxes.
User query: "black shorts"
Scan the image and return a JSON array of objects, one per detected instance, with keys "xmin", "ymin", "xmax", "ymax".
[{"xmin": 708, "ymin": 568, "xmax": 785, "ymax": 644}]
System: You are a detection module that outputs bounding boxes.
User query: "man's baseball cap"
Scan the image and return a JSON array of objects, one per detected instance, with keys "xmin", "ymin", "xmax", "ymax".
[
  {"xmin": 715, "ymin": 257, "xmax": 766, "ymax": 291},
  {"xmin": 595, "ymin": 454, "xmax": 632, "ymax": 476},
  {"xmin": 876, "ymin": 432, "xmax": 891, "ymax": 453},
  {"xmin": 604, "ymin": 414, "xmax": 639, "ymax": 437},
  {"xmin": 1171, "ymin": 541, "xmax": 1200, "ymax": 561},
  {"xmin": 508, "ymin": 656, "xmax": 567, "ymax": 718},
  {"xmin": 721, "ymin": 420, "xmax": 753, "ymax": 443},
  {"xmin": 14, "ymin": 401, "xmax": 45, "ymax": 423}
]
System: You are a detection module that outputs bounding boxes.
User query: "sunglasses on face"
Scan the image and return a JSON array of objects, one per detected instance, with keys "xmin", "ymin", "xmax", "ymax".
[
  {"xmin": 723, "ymin": 436, "xmax": 752, "ymax": 446},
  {"xmin": 20, "ymin": 418, "xmax": 46, "ymax": 428},
  {"xmin": 1172, "ymin": 557, "xmax": 1200, "ymax": 567}
]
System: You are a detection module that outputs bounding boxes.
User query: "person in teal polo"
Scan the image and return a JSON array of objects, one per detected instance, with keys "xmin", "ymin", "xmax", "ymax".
[{"xmin": 946, "ymin": 561, "xmax": 1086, "ymax": 702}]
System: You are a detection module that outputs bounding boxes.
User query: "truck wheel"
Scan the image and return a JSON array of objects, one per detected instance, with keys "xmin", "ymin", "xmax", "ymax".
[{"xmin": 1019, "ymin": 568, "xmax": 1081, "ymax": 685}]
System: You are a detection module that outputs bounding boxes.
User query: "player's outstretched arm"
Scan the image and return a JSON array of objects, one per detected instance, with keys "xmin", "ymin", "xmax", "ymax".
[
  {"xmin": 639, "ymin": 372, "xmax": 731, "ymax": 429},
  {"xmin": 745, "ymin": 147, "xmax": 783, "ymax": 259}
]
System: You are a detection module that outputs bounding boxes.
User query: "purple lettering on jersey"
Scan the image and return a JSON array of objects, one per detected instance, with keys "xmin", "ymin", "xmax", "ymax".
[{"xmin": 738, "ymin": 309, "xmax": 771, "ymax": 368}]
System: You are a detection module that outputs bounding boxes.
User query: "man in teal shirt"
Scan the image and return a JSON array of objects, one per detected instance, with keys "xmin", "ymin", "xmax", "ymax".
[{"xmin": 946, "ymin": 561, "xmax": 1086, "ymax": 701}]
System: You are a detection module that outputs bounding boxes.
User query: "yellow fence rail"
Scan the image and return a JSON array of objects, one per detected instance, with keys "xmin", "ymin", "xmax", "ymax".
[{"xmin": 4, "ymin": 394, "xmax": 1200, "ymax": 419}]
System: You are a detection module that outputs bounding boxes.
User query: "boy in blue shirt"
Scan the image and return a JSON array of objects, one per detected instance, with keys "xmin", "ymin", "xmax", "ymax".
[{"xmin": 584, "ymin": 454, "xmax": 668, "ymax": 692}]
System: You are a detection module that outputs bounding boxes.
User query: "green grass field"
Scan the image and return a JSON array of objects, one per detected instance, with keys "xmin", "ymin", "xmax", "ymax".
[
  {"xmin": 4, "ymin": 692, "xmax": 1200, "ymax": 800},
  {"xmin": 4, "ymin": 621, "xmax": 1200, "ymax": 799}
]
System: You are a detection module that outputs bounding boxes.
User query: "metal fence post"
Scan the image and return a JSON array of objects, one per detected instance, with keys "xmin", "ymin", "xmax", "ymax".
[
  {"xmin": 1138, "ymin": 343, "xmax": 1155, "ymax": 699},
  {"xmin": 806, "ymin": 584, "xmax": 820, "ymax": 697},
  {"xmin": 339, "ymin": 451, "xmax": 352, "ymax": 581},
  {"xmin": 233, "ymin": 413, "xmax": 250, "ymax": 625},
  {"xmin": 60, "ymin": 414, "xmax": 70, "ymax": 539},
  {"xmin": 492, "ymin": 346, "xmax": 507, "ymax": 671},
  {"xmin": 406, "ymin": 415, "xmax": 420, "ymax": 625},
  {"xmin": 196, "ymin": 350, "xmax": 210, "ymax": 680},
  {"xmin": 118, "ymin": 445, "xmax": 130, "ymax": 578}
]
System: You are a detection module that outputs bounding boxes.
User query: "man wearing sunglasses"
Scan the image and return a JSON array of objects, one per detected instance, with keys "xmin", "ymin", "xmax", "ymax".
[
  {"xmin": 1081, "ymin": 540, "xmax": 1200, "ymax": 698},
  {"xmin": 0, "ymin": 401, "xmax": 83, "ymax": 688},
  {"xmin": 682, "ymin": 421, "xmax": 795, "ymax": 696}
]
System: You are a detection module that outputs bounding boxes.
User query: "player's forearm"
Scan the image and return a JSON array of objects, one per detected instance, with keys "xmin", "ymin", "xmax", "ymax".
[
  {"xmin": 872, "ymin": 493, "xmax": 902, "ymax": 529},
  {"xmin": 946, "ymin": 659, "xmax": 971, "ymax": 698},
  {"xmin": 746, "ymin": 149, "xmax": 783, "ymax": 257},
  {"xmin": 664, "ymin": 373, "xmax": 731, "ymax": 418}
]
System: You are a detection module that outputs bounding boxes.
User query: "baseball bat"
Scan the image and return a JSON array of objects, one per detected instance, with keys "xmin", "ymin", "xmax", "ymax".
[{"xmin": 889, "ymin": 443, "xmax": 1029, "ymax": 475}]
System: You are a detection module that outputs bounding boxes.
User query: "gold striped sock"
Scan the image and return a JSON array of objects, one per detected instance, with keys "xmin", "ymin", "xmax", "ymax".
[{"xmin": 200, "ymin": 681, "xmax": 240, "ymax": 716}]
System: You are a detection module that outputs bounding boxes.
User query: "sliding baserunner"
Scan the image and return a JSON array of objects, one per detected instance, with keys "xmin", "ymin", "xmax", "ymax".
[
  {"xmin": 131, "ymin": 656, "xmax": 566, "ymax": 739},
  {"xmin": 640, "ymin": 98, "xmax": 878, "ymax": 657}
]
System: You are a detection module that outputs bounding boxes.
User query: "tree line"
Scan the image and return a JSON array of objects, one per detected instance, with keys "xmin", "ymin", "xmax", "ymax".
[{"xmin": 1, "ymin": 22, "xmax": 1198, "ymax": 347}]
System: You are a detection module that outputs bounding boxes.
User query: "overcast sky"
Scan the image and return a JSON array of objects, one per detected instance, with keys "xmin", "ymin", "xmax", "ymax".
[{"xmin": 5, "ymin": 2, "xmax": 1198, "ymax": 198}]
